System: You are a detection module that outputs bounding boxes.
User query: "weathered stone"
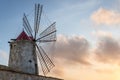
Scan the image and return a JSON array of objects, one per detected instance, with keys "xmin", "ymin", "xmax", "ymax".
[
  {"xmin": 9, "ymin": 40, "xmax": 38, "ymax": 74},
  {"xmin": 0, "ymin": 32, "xmax": 63, "ymax": 80},
  {"xmin": 0, "ymin": 65, "xmax": 62, "ymax": 80}
]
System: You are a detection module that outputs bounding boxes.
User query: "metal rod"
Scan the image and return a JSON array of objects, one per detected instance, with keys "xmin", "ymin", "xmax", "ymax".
[
  {"xmin": 36, "ymin": 44, "xmax": 50, "ymax": 75},
  {"xmin": 23, "ymin": 13, "xmax": 33, "ymax": 37},
  {"xmin": 40, "ymin": 22, "xmax": 56, "ymax": 36},
  {"xmin": 37, "ymin": 51, "xmax": 46, "ymax": 75},
  {"xmin": 37, "ymin": 30, "xmax": 56, "ymax": 41},
  {"xmin": 38, "ymin": 40, "xmax": 56, "ymax": 42},
  {"xmin": 39, "ymin": 46, "xmax": 55, "ymax": 68}
]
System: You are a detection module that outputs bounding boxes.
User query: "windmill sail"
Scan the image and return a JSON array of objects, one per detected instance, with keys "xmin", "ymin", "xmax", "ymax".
[
  {"xmin": 37, "ymin": 22, "xmax": 56, "ymax": 42},
  {"xmin": 22, "ymin": 3, "xmax": 56, "ymax": 76},
  {"xmin": 34, "ymin": 4, "xmax": 43, "ymax": 39},
  {"xmin": 36, "ymin": 44, "xmax": 55, "ymax": 75},
  {"xmin": 23, "ymin": 13, "xmax": 33, "ymax": 37}
]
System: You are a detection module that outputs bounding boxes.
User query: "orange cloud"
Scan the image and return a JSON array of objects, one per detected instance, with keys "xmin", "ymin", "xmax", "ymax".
[
  {"xmin": 91, "ymin": 8, "xmax": 120, "ymax": 25},
  {"xmin": 94, "ymin": 35, "xmax": 120, "ymax": 63},
  {"xmin": 47, "ymin": 35, "xmax": 91, "ymax": 65},
  {"xmin": 45, "ymin": 34, "xmax": 120, "ymax": 80},
  {"xmin": 92, "ymin": 30, "xmax": 112, "ymax": 38}
]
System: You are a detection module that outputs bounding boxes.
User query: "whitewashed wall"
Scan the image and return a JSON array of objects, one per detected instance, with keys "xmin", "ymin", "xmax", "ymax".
[{"xmin": 9, "ymin": 40, "xmax": 38, "ymax": 74}]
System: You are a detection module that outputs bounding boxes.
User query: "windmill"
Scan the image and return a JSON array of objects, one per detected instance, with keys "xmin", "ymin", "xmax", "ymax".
[
  {"xmin": 23, "ymin": 3, "xmax": 56, "ymax": 75},
  {"xmin": 9, "ymin": 4, "xmax": 56, "ymax": 76}
]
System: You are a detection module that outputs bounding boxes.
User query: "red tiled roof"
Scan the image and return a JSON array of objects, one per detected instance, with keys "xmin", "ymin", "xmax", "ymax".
[{"xmin": 16, "ymin": 31, "xmax": 33, "ymax": 41}]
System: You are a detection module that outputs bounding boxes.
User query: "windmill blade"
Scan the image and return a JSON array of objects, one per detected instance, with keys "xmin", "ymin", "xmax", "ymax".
[
  {"xmin": 23, "ymin": 13, "xmax": 33, "ymax": 37},
  {"xmin": 36, "ymin": 44, "xmax": 55, "ymax": 75},
  {"xmin": 34, "ymin": 4, "xmax": 43, "ymax": 39},
  {"xmin": 38, "ymin": 32, "xmax": 56, "ymax": 42},
  {"xmin": 36, "ymin": 22, "xmax": 56, "ymax": 42},
  {"xmin": 36, "ymin": 50, "xmax": 49, "ymax": 75}
]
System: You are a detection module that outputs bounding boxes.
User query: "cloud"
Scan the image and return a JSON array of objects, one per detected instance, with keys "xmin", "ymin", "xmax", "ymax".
[
  {"xmin": 0, "ymin": 50, "xmax": 9, "ymax": 65},
  {"xmin": 95, "ymin": 68, "xmax": 115, "ymax": 74},
  {"xmin": 45, "ymin": 34, "xmax": 92, "ymax": 79},
  {"xmin": 92, "ymin": 30, "xmax": 112, "ymax": 38},
  {"xmin": 44, "ymin": 34, "xmax": 120, "ymax": 68},
  {"xmin": 46, "ymin": 34, "xmax": 120, "ymax": 80},
  {"xmin": 91, "ymin": 8, "xmax": 120, "ymax": 25},
  {"xmin": 41, "ymin": 33, "xmax": 120, "ymax": 80},
  {"xmin": 94, "ymin": 35, "xmax": 120, "ymax": 63},
  {"xmin": 0, "ymin": 50, "xmax": 8, "ymax": 60},
  {"xmin": 46, "ymin": 34, "xmax": 91, "ymax": 65},
  {"xmin": 46, "ymin": 34, "xmax": 120, "ymax": 72}
]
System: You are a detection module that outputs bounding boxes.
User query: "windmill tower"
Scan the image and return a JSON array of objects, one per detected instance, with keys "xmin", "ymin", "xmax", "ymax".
[{"xmin": 8, "ymin": 4, "xmax": 56, "ymax": 75}]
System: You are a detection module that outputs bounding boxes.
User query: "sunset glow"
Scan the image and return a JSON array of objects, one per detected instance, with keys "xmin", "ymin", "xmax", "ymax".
[{"xmin": 0, "ymin": 0, "xmax": 120, "ymax": 80}]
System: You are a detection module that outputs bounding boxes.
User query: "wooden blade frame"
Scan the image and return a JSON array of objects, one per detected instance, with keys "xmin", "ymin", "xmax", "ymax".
[
  {"xmin": 38, "ymin": 31, "xmax": 56, "ymax": 42},
  {"xmin": 22, "ymin": 3, "xmax": 56, "ymax": 76},
  {"xmin": 34, "ymin": 4, "xmax": 43, "ymax": 39},
  {"xmin": 36, "ymin": 22, "xmax": 56, "ymax": 42},
  {"xmin": 23, "ymin": 13, "xmax": 33, "ymax": 37},
  {"xmin": 36, "ymin": 44, "xmax": 55, "ymax": 75}
]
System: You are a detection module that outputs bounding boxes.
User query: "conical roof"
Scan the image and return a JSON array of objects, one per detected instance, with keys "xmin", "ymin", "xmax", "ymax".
[{"xmin": 16, "ymin": 30, "xmax": 33, "ymax": 40}]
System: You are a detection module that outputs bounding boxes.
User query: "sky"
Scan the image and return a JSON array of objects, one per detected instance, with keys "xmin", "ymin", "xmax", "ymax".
[{"xmin": 0, "ymin": 0, "xmax": 120, "ymax": 80}]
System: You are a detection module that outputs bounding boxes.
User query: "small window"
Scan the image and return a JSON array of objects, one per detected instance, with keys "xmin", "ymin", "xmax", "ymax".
[
  {"xmin": 14, "ymin": 44, "xmax": 16, "ymax": 47},
  {"xmin": 29, "ymin": 60, "xmax": 32, "ymax": 63}
]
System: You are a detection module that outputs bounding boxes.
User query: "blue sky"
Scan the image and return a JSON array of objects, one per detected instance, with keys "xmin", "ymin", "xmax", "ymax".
[
  {"xmin": 0, "ymin": 0, "xmax": 120, "ymax": 80},
  {"xmin": 0, "ymin": 0, "xmax": 118, "ymax": 50}
]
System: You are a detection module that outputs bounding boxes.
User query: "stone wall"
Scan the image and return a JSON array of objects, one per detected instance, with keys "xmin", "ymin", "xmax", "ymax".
[
  {"xmin": 9, "ymin": 40, "xmax": 38, "ymax": 74},
  {"xmin": 0, "ymin": 65, "xmax": 63, "ymax": 80}
]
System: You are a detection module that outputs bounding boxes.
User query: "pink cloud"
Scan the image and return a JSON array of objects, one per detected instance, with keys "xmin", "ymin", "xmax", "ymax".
[
  {"xmin": 46, "ymin": 35, "xmax": 91, "ymax": 65},
  {"xmin": 91, "ymin": 8, "xmax": 120, "ymax": 25}
]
